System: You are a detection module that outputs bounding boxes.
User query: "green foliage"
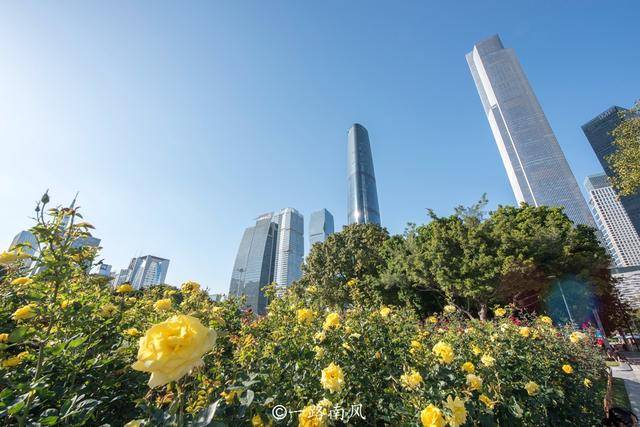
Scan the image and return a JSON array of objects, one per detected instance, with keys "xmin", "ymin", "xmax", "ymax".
[{"xmin": 608, "ymin": 101, "xmax": 640, "ymax": 196}]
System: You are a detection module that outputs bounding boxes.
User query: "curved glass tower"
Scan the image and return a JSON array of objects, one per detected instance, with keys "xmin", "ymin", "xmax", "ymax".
[{"xmin": 347, "ymin": 123, "xmax": 381, "ymax": 225}]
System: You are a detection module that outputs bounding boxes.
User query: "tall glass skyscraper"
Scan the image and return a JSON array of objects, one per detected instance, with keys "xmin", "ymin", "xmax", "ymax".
[
  {"xmin": 273, "ymin": 208, "xmax": 304, "ymax": 290},
  {"xmin": 347, "ymin": 123, "xmax": 381, "ymax": 225},
  {"xmin": 582, "ymin": 106, "xmax": 640, "ymax": 235},
  {"xmin": 124, "ymin": 255, "xmax": 170, "ymax": 289},
  {"xmin": 466, "ymin": 35, "xmax": 595, "ymax": 227},
  {"xmin": 229, "ymin": 213, "xmax": 279, "ymax": 314},
  {"xmin": 309, "ymin": 209, "xmax": 334, "ymax": 246}
]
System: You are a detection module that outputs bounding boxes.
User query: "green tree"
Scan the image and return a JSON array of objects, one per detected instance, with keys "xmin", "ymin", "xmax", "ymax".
[{"xmin": 607, "ymin": 101, "xmax": 640, "ymax": 196}]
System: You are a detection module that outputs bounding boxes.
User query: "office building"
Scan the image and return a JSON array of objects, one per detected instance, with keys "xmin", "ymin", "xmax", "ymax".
[
  {"xmin": 94, "ymin": 263, "xmax": 112, "ymax": 277},
  {"xmin": 347, "ymin": 123, "xmax": 381, "ymax": 225},
  {"xmin": 582, "ymin": 106, "xmax": 640, "ymax": 235},
  {"xmin": 273, "ymin": 208, "xmax": 304, "ymax": 290},
  {"xmin": 309, "ymin": 209, "xmax": 334, "ymax": 246},
  {"xmin": 466, "ymin": 35, "xmax": 595, "ymax": 227}
]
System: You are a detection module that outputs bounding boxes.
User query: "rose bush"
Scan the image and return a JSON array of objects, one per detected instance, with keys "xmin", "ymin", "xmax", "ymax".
[{"xmin": 0, "ymin": 197, "xmax": 609, "ymax": 426}]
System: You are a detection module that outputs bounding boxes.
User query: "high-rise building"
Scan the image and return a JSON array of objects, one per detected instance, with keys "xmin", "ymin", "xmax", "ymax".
[
  {"xmin": 9, "ymin": 230, "xmax": 38, "ymax": 269},
  {"xmin": 582, "ymin": 106, "xmax": 640, "ymax": 235},
  {"xmin": 347, "ymin": 123, "xmax": 381, "ymax": 225},
  {"xmin": 120, "ymin": 255, "xmax": 170, "ymax": 289},
  {"xmin": 112, "ymin": 268, "xmax": 131, "ymax": 286},
  {"xmin": 229, "ymin": 213, "xmax": 279, "ymax": 314},
  {"xmin": 309, "ymin": 209, "xmax": 334, "ymax": 247},
  {"xmin": 273, "ymin": 208, "xmax": 304, "ymax": 290},
  {"xmin": 585, "ymin": 173, "xmax": 640, "ymax": 267},
  {"xmin": 94, "ymin": 263, "xmax": 112, "ymax": 277},
  {"xmin": 466, "ymin": 35, "xmax": 595, "ymax": 227}
]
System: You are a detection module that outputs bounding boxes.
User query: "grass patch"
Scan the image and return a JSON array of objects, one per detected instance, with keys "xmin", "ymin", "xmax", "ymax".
[
  {"xmin": 607, "ymin": 360, "xmax": 621, "ymax": 367},
  {"xmin": 612, "ymin": 377, "xmax": 632, "ymax": 409}
]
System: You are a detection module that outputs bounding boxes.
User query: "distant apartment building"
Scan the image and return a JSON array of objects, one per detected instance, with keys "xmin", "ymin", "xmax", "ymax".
[
  {"xmin": 112, "ymin": 255, "xmax": 170, "ymax": 289},
  {"xmin": 309, "ymin": 209, "xmax": 334, "ymax": 247}
]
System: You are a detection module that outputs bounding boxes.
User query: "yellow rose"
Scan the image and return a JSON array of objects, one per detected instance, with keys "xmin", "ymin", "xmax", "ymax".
[
  {"xmin": 116, "ymin": 284, "xmax": 134, "ymax": 294},
  {"xmin": 584, "ymin": 378, "xmax": 592, "ymax": 388},
  {"xmin": 323, "ymin": 313, "xmax": 340, "ymax": 330},
  {"xmin": 410, "ymin": 340, "xmax": 423, "ymax": 354},
  {"xmin": 432, "ymin": 341, "xmax": 454, "ymax": 364},
  {"xmin": 400, "ymin": 370, "xmax": 423, "ymax": 389},
  {"xmin": 379, "ymin": 306, "xmax": 392, "ymax": 317},
  {"xmin": 519, "ymin": 327, "xmax": 530, "ymax": 338},
  {"xmin": 314, "ymin": 331, "xmax": 326, "ymax": 342},
  {"xmin": 0, "ymin": 333, "xmax": 8, "ymax": 343},
  {"xmin": 1, "ymin": 351, "xmax": 28, "ymax": 368},
  {"xmin": 307, "ymin": 285, "xmax": 317, "ymax": 294},
  {"xmin": 132, "ymin": 314, "xmax": 216, "ymax": 388},
  {"xmin": 124, "ymin": 328, "xmax": 140, "ymax": 336},
  {"xmin": 494, "ymin": 307, "xmax": 506, "ymax": 317},
  {"xmin": 427, "ymin": 316, "xmax": 438, "ymax": 323},
  {"xmin": 11, "ymin": 277, "xmax": 33, "ymax": 286},
  {"xmin": 524, "ymin": 381, "xmax": 539, "ymax": 396},
  {"xmin": 569, "ymin": 331, "xmax": 586, "ymax": 344},
  {"xmin": 60, "ymin": 299, "xmax": 73, "ymax": 309},
  {"xmin": 314, "ymin": 346, "xmax": 325, "ymax": 359},
  {"xmin": 251, "ymin": 414, "xmax": 265, "ymax": 427},
  {"xmin": 154, "ymin": 298, "xmax": 172, "ymax": 312},
  {"xmin": 478, "ymin": 394, "xmax": 494, "ymax": 410},
  {"xmin": 181, "ymin": 281, "xmax": 201, "ymax": 293},
  {"xmin": 471, "ymin": 345, "xmax": 482, "ymax": 356},
  {"xmin": 539, "ymin": 316, "xmax": 553, "ymax": 325},
  {"xmin": 481, "ymin": 354, "xmax": 495, "ymax": 367},
  {"xmin": 221, "ymin": 390, "xmax": 236, "ymax": 404},
  {"xmin": 466, "ymin": 374, "xmax": 482, "ymax": 391},
  {"xmin": 461, "ymin": 361, "xmax": 475, "ymax": 373},
  {"xmin": 0, "ymin": 250, "xmax": 29, "ymax": 266},
  {"xmin": 443, "ymin": 304, "xmax": 456, "ymax": 314},
  {"xmin": 12, "ymin": 304, "xmax": 37, "ymax": 321},
  {"xmin": 420, "ymin": 404, "xmax": 445, "ymax": 427},
  {"xmin": 320, "ymin": 362, "xmax": 344, "ymax": 393},
  {"xmin": 346, "ymin": 278, "xmax": 358, "ymax": 287},
  {"xmin": 562, "ymin": 364, "xmax": 573, "ymax": 374},
  {"xmin": 100, "ymin": 304, "xmax": 118, "ymax": 317},
  {"xmin": 444, "ymin": 395, "xmax": 467, "ymax": 427},
  {"xmin": 297, "ymin": 308, "xmax": 315, "ymax": 324},
  {"xmin": 299, "ymin": 403, "xmax": 328, "ymax": 427}
]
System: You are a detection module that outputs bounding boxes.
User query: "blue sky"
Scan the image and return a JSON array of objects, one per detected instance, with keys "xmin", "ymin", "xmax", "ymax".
[{"xmin": 1, "ymin": 2, "xmax": 638, "ymax": 294}]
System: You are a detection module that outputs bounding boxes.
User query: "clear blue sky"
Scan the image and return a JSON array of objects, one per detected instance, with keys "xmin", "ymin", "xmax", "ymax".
[{"xmin": 1, "ymin": 2, "xmax": 638, "ymax": 294}]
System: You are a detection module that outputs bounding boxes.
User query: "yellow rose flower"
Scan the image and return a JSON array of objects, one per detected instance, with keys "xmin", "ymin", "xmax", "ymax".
[
  {"xmin": 116, "ymin": 284, "xmax": 134, "ymax": 294},
  {"xmin": 100, "ymin": 303, "xmax": 118, "ymax": 317},
  {"xmin": 12, "ymin": 304, "xmax": 37, "ymax": 321},
  {"xmin": 0, "ymin": 333, "xmax": 8, "ymax": 343},
  {"xmin": 427, "ymin": 316, "xmax": 438, "ymax": 323},
  {"xmin": 299, "ymin": 403, "xmax": 328, "ymax": 427},
  {"xmin": 181, "ymin": 281, "xmax": 201, "ymax": 293},
  {"xmin": 297, "ymin": 308, "xmax": 315, "ymax": 324},
  {"xmin": 471, "ymin": 345, "xmax": 482, "ymax": 356},
  {"xmin": 494, "ymin": 307, "xmax": 506, "ymax": 317},
  {"xmin": 346, "ymin": 278, "xmax": 358, "ymax": 287},
  {"xmin": 251, "ymin": 414, "xmax": 265, "ymax": 427},
  {"xmin": 420, "ymin": 404, "xmax": 445, "ymax": 427},
  {"xmin": 524, "ymin": 381, "xmax": 539, "ymax": 396},
  {"xmin": 480, "ymin": 354, "xmax": 495, "ymax": 367},
  {"xmin": 379, "ymin": 306, "xmax": 392, "ymax": 317},
  {"xmin": 314, "ymin": 331, "xmax": 326, "ymax": 342},
  {"xmin": 323, "ymin": 313, "xmax": 340, "ymax": 330},
  {"xmin": 519, "ymin": 327, "xmax": 530, "ymax": 338},
  {"xmin": 562, "ymin": 364, "xmax": 573, "ymax": 374},
  {"xmin": 444, "ymin": 395, "xmax": 467, "ymax": 427},
  {"xmin": 154, "ymin": 298, "xmax": 172, "ymax": 312},
  {"xmin": 320, "ymin": 362, "xmax": 344, "ymax": 393},
  {"xmin": 221, "ymin": 390, "xmax": 237, "ymax": 404},
  {"xmin": 1, "ymin": 351, "xmax": 29, "ymax": 368},
  {"xmin": 410, "ymin": 340, "xmax": 423, "ymax": 354},
  {"xmin": 314, "ymin": 346, "xmax": 325, "ymax": 359},
  {"xmin": 432, "ymin": 341, "xmax": 454, "ymax": 364},
  {"xmin": 584, "ymin": 378, "xmax": 592, "ymax": 388},
  {"xmin": 11, "ymin": 277, "xmax": 33, "ymax": 286},
  {"xmin": 307, "ymin": 285, "xmax": 317, "ymax": 294},
  {"xmin": 400, "ymin": 370, "xmax": 423, "ymax": 389},
  {"xmin": 461, "ymin": 361, "xmax": 475, "ymax": 373},
  {"xmin": 466, "ymin": 373, "xmax": 482, "ymax": 391},
  {"xmin": 539, "ymin": 316, "xmax": 553, "ymax": 325},
  {"xmin": 124, "ymin": 328, "xmax": 140, "ymax": 336},
  {"xmin": 132, "ymin": 315, "xmax": 216, "ymax": 388},
  {"xmin": 60, "ymin": 299, "xmax": 73, "ymax": 309},
  {"xmin": 569, "ymin": 331, "xmax": 586, "ymax": 344},
  {"xmin": 0, "ymin": 250, "xmax": 29, "ymax": 266},
  {"xmin": 478, "ymin": 394, "xmax": 494, "ymax": 410},
  {"xmin": 443, "ymin": 304, "xmax": 456, "ymax": 314}
]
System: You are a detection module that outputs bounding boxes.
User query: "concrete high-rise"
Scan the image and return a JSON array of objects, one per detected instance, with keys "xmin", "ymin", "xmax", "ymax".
[
  {"xmin": 273, "ymin": 208, "xmax": 304, "ymax": 290},
  {"xmin": 585, "ymin": 173, "xmax": 640, "ymax": 268},
  {"xmin": 347, "ymin": 123, "xmax": 381, "ymax": 225},
  {"xmin": 466, "ymin": 35, "xmax": 595, "ymax": 227},
  {"xmin": 582, "ymin": 106, "xmax": 640, "ymax": 235},
  {"xmin": 309, "ymin": 209, "xmax": 334, "ymax": 246}
]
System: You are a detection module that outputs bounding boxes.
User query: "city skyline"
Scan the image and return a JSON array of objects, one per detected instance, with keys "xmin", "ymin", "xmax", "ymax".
[{"xmin": 1, "ymin": 3, "xmax": 638, "ymax": 294}]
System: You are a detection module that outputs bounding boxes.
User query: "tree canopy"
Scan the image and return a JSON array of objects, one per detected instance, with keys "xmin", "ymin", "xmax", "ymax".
[{"xmin": 608, "ymin": 101, "xmax": 640, "ymax": 196}]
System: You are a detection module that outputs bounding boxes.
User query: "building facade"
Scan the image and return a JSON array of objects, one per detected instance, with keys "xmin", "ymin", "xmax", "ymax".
[
  {"xmin": 273, "ymin": 208, "xmax": 304, "ymax": 291},
  {"xmin": 309, "ymin": 209, "xmax": 334, "ymax": 246},
  {"xmin": 466, "ymin": 35, "xmax": 595, "ymax": 227},
  {"xmin": 585, "ymin": 173, "xmax": 640, "ymax": 267},
  {"xmin": 117, "ymin": 255, "xmax": 170, "ymax": 289},
  {"xmin": 347, "ymin": 123, "xmax": 381, "ymax": 225},
  {"xmin": 9, "ymin": 230, "xmax": 38, "ymax": 269},
  {"xmin": 228, "ymin": 213, "xmax": 279, "ymax": 314},
  {"xmin": 582, "ymin": 106, "xmax": 640, "ymax": 235},
  {"xmin": 611, "ymin": 266, "xmax": 640, "ymax": 309}
]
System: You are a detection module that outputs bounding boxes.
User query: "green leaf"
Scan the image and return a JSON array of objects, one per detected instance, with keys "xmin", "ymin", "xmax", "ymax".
[{"xmin": 68, "ymin": 335, "xmax": 88, "ymax": 349}]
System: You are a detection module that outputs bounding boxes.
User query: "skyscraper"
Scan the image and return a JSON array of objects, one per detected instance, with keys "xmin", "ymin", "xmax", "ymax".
[
  {"xmin": 582, "ymin": 106, "xmax": 640, "ymax": 235},
  {"xmin": 273, "ymin": 208, "xmax": 304, "ymax": 290},
  {"xmin": 309, "ymin": 209, "xmax": 334, "ymax": 246},
  {"xmin": 466, "ymin": 35, "xmax": 595, "ymax": 227},
  {"xmin": 347, "ymin": 123, "xmax": 381, "ymax": 225},
  {"xmin": 121, "ymin": 255, "xmax": 170, "ymax": 289},
  {"xmin": 9, "ymin": 230, "xmax": 38, "ymax": 269},
  {"xmin": 585, "ymin": 173, "xmax": 640, "ymax": 268},
  {"xmin": 229, "ymin": 213, "xmax": 279, "ymax": 314}
]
